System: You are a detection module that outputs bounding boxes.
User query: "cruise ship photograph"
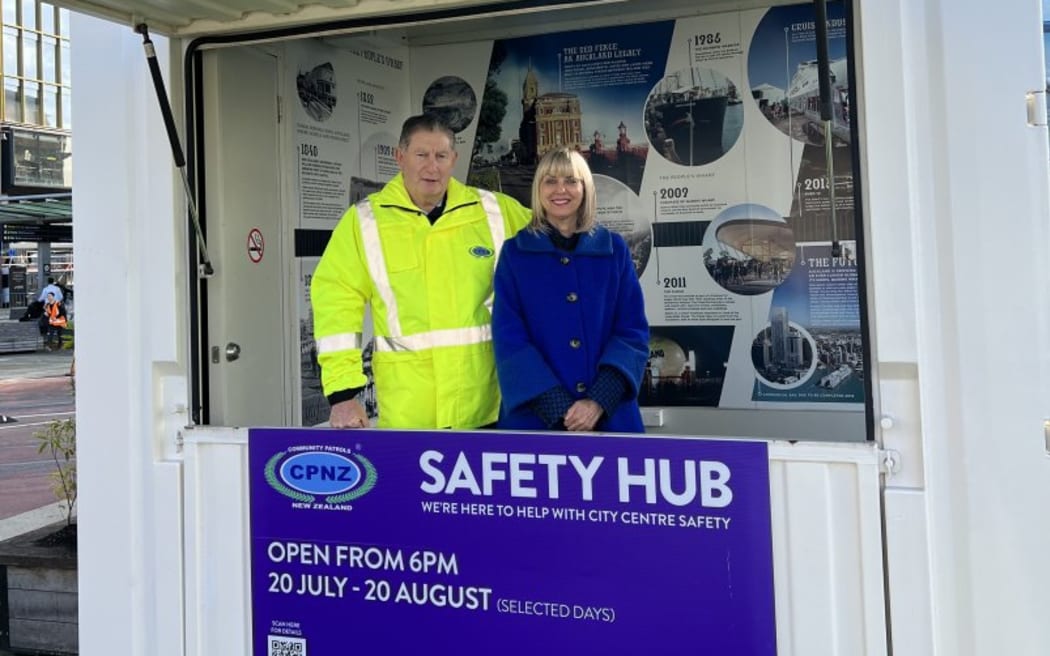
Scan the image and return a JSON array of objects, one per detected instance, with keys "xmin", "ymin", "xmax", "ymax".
[
  {"xmin": 747, "ymin": 2, "xmax": 850, "ymax": 146},
  {"xmin": 782, "ymin": 57, "xmax": 851, "ymax": 146},
  {"xmin": 643, "ymin": 67, "xmax": 743, "ymax": 166}
]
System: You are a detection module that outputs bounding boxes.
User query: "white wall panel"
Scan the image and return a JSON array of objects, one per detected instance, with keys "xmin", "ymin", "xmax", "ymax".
[
  {"xmin": 768, "ymin": 442, "xmax": 887, "ymax": 655},
  {"xmin": 882, "ymin": 489, "xmax": 934, "ymax": 656},
  {"xmin": 72, "ymin": 12, "xmax": 186, "ymax": 656},
  {"xmin": 183, "ymin": 433, "xmax": 253, "ymax": 656},
  {"xmin": 858, "ymin": 0, "xmax": 1050, "ymax": 653}
]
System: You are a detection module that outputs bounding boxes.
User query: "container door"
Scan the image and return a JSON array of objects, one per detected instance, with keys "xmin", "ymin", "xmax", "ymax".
[{"xmin": 203, "ymin": 46, "xmax": 288, "ymax": 426}]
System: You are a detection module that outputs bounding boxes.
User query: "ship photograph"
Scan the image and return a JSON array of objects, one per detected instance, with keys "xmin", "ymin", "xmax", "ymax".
[
  {"xmin": 783, "ymin": 58, "xmax": 851, "ymax": 146},
  {"xmin": 818, "ymin": 364, "xmax": 852, "ymax": 389},
  {"xmin": 644, "ymin": 67, "xmax": 743, "ymax": 166},
  {"xmin": 747, "ymin": 3, "xmax": 850, "ymax": 146}
]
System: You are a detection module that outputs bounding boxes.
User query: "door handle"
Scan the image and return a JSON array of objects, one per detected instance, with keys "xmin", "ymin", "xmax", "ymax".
[{"xmin": 225, "ymin": 342, "xmax": 241, "ymax": 362}]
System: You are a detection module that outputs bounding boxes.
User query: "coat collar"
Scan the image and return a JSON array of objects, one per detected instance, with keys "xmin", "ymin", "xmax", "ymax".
[
  {"xmin": 515, "ymin": 224, "xmax": 613, "ymax": 256},
  {"xmin": 371, "ymin": 174, "xmax": 479, "ymax": 214}
]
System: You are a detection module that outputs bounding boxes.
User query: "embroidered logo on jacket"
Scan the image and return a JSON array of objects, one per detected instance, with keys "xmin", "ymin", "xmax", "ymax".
[{"xmin": 468, "ymin": 245, "xmax": 494, "ymax": 258}]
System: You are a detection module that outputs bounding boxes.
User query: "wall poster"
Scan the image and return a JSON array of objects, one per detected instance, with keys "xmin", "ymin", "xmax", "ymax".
[
  {"xmin": 290, "ymin": 38, "xmax": 410, "ymax": 425},
  {"xmin": 291, "ymin": 1, "xmax": 864, "ymax": 427},
  {"xmin": 411, "ymin": 1, "xmax": 863, "ymax": 413}
]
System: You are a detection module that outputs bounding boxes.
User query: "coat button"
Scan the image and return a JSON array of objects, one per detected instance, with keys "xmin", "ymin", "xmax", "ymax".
[
  {"xmin": 569, "ymin": 338, "xmax": 581, "ymax": 348},
  {"xmin": 576, "ymin": 382, "xmax": 587, "ymax": 393},
  {"xmin": 560, "ymin": 256, "xmax": 570, "ymax": 265},
  {"xmin": 566, "ymin": 292, "xmax": 578, "ymax": 302}
]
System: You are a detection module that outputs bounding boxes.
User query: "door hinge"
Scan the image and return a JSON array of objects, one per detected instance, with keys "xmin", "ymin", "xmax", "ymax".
[
  {"xmin": 277, "ymin": 95, "xmax": 283, "ymax": 123},
  {"xmin": 878, "ymin": 448, "xmax": 902, "ymax": 476},
  {"xmin": 1026, "ymin": 89, "xmax": 1046, "ymax": 127}
]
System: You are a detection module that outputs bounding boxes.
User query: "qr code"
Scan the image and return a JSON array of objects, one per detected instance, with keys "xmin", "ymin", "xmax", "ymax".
[{"xmin": 268, "ymin": 635, "xmax": 307, "ymax": 656}]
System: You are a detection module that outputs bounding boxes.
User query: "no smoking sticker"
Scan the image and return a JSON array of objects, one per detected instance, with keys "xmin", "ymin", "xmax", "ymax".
[{"xmin": 247, "ymin": 228, "xmax": 264, "ymax": 263}]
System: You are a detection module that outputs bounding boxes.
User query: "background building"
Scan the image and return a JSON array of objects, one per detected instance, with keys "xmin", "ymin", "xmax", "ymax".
[{"xmin": 0, "ymin": 0, "xmax": 72, "ymax": 311}]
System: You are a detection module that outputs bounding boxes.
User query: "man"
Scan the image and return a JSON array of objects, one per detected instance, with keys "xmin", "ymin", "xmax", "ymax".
[
  {"xmin": 311, "ymin": 114, "xmax": 531, "ymax": 429},
  {"xmin": 34, "ymin": 277, "xmax": 64, "ymax": 336},
  {"xmin": 38, "ymin": 276, "xmax": 63, "ymax": 303}
]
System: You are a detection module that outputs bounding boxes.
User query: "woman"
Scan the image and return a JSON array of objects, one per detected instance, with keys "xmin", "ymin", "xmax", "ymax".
[{"xmin": 493, "ymin": 147, "xmax": 649, "ymax": 432}]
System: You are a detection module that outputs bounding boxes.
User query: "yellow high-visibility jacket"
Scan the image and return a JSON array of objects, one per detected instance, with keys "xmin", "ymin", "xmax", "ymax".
[{"xmin": 311, "ymin": 174, "xmax": 531, "ymax": 428}]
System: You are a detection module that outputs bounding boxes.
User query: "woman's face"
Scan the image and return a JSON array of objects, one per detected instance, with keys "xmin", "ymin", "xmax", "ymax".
[{"xmin": 539, "ymin": 172, "xmax": 584, "ymax": 226}]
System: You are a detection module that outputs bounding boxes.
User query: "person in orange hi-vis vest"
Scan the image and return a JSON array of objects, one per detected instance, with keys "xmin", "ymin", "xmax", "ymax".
[{"xmin": 43, "ymin": 291, "xmax": 67, "ymax": 351}]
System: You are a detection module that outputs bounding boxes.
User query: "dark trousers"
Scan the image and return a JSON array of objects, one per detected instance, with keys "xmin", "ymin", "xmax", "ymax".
[{"xmin": 46, "ymin": 326, "xmax": 63, "ymax": 347}]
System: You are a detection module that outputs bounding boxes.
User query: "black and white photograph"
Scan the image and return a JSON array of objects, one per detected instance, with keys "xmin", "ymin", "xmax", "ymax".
[
  {"xmin": 421, "ymin": 75, "xmax": 478, "ymax": 133},
  {"xmin": 297, "ymin": 62, "xmax": 338, "ymax": 122}
]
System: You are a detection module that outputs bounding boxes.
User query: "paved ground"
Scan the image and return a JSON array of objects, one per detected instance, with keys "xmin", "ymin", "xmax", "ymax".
[
  {"xmin": 0, "ymin": 348, "xmax": 76, "ymax": 654},
  {"xmin": 0, "ymin": 349, "xmax": 76, "ymax": 526},
  {"xmin": 0, "ymin": 347, "xmax": 74, "ymax": 380}
]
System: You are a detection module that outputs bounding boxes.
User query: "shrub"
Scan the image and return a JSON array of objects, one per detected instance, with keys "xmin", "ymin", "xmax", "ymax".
[{"xmin": 35, "ymin": 418, "xmax": 77, "ymax": 527}]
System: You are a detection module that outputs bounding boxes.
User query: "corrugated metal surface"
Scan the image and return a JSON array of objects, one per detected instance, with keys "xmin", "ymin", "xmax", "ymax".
[
  {"xmin": 51, "ymin": 0, "xmax": 782, "ymax": 40},
  {"xmin": 51, "ymin": 0, "xmax": 522, "ymax": 36},
  {"xmin": 182, "ymin": 430, "xmax": 887, "ymax": 654},
  {"xmin": 768, "ymin": 441, "xmax": 888, "ymax": 655}
]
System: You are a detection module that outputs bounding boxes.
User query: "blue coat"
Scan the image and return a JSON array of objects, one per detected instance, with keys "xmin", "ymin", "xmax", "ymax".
[{"xmin": 493, "ymin": 225, "xmax": 649, "ymax": 432}]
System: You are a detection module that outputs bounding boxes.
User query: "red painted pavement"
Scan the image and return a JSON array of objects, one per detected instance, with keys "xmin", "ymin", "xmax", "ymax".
[{"xmin": 0, "ymin": 376, "xmax": 76, "ymax": 520}]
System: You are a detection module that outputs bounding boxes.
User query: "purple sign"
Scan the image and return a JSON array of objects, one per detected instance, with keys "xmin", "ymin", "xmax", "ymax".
[{"xmin": 249, "ymin": 429, "xmax": 776, "ymax": 655}]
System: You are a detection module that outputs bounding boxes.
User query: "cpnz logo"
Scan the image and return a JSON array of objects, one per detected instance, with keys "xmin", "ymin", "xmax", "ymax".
[{"xmin": 265, "ymin": 447, "xmax": 377, "ymax": 507}]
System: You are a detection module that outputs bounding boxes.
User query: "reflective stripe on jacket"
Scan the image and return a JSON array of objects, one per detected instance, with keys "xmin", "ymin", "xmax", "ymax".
[{"xmin": 311, "ymin": 174, "xmax": 531, "ymax": 428}]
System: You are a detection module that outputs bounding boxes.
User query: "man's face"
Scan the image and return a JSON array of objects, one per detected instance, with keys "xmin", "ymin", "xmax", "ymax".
[{"xmin": 395, "ymin": 129, "xmax": 457, "ymax": 210}]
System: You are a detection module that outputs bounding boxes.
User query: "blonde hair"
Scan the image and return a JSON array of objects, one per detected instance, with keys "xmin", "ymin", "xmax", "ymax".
[{"xmin": 528, "ymin": 147, "xmax": 597, "ymax": 234}]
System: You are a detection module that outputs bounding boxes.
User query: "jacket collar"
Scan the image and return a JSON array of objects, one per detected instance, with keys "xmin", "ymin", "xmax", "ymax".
[
  {"xmin": 516, "ymin": 224, "xmax": 613, "ymax": 255},
  {"xmin": 372, "ymin": 174, "xmax": 480, "ymax": 215}
]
